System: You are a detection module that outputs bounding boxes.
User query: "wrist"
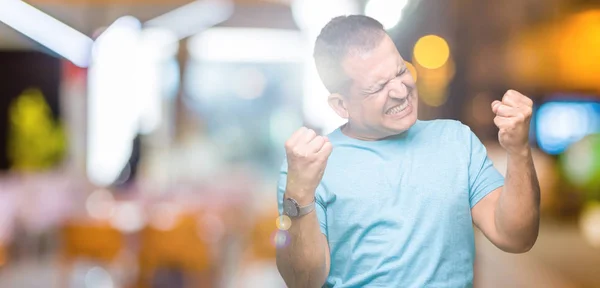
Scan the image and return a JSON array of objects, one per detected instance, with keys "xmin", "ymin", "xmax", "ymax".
[
  {"xmin": 284, "ymin": 190, "xmax": 315, "ymax": 206},
  {"xmin": 286, "ymin": 179, "xmax": 317, "ymax": 203},
  {"xmin": 507, "ymin": 146, "xmax": 532, "ymax": 159}
]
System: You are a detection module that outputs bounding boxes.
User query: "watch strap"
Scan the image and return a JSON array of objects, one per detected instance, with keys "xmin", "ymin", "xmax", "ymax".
[{"xmin": 297, "ymin": 198, "xmax": 316, "ymax": 217}]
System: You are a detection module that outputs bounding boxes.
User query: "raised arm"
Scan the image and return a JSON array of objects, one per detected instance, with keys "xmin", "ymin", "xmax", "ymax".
[
  {"xmin": 472, "ymin": 90, "xmax": 541, "ymax": 253},
  {"xmin": 276, "ymin": 127, "xmax": 333, "ymax": 287}
]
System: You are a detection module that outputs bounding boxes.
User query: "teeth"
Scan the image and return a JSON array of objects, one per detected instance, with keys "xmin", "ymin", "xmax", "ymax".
[{"xmin": 386, "ymin": 99, "xmax": 409, "ymax": 115}]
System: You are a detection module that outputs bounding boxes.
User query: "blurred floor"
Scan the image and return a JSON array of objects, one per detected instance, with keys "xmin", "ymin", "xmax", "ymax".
[
  {"xmin": 474, "ymin": 217, "xmax": 600, "ymax": 288},
  {"xmin": 1, "ymin": 217, "xmax": 599, "ymax": 288},
  {"xmin": 0, "ymin": 257, "xmax": 286, "ymax": 288},
  {"xmin": 0, "ymin": 256, "xmax": 59, "ymax": 288}
]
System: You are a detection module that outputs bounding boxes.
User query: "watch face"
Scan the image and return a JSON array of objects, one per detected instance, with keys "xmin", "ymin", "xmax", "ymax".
[{"xmin": 283, "ymin": 199, "xmax": 299, "ymax": 217}]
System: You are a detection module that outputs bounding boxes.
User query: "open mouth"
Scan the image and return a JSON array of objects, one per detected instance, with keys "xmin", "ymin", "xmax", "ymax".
[{"xmin": 385, "ymin": 97, "xmax": 410, "ymax": 115}]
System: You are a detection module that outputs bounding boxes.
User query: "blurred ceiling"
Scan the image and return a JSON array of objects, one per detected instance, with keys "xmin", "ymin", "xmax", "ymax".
[
  {"xmin": 0, "ymin": 0, "xmax": 296, "ymax": 49},
  {"xmin": 1, "ymin": 0, "xmax": 598, "ymax": 96}
]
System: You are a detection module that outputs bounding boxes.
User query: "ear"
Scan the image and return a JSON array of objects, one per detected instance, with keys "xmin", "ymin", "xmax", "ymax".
[{"xmin": 328, "ymin": 93, "xmax": 349, "ymax": 119}]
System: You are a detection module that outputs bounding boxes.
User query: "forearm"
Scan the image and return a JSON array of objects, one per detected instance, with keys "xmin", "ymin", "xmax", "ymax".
[
  {"xmin": 276, "ymin": 192, "xmax": 328, "ymax": 288},
  {"xmin": 495, "ymin": 148, "xmax": 541, "ymax": 250}
]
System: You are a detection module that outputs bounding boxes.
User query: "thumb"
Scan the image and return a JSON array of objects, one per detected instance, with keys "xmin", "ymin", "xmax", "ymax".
[{"xmin": 491, "ymin": 100, "xmax": 501, "ymax": 114}]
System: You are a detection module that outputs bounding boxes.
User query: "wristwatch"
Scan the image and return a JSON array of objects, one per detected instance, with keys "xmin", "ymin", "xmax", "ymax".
[{"xmin": 283, "ymin": 197, "xmax": 315, "ymax": 218}]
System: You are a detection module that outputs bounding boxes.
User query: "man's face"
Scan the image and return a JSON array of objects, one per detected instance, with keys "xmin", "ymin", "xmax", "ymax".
[{"xmin": 335, "ymin": 34, "xmax": 418, "ymax": 140}]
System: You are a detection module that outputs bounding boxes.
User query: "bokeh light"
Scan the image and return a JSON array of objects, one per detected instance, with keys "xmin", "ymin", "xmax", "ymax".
[
  {"xmin": 507, "ymin": 10, "xmax": 600, "ymax": 93},
  {"xmin": 271, "ymin": 230, "xmax": 290, "ymax": 249},
  {"xmin": 365, "ymin": 0, "xmax": 408, "ymax": 30},
  {"xmin": 557, "ymin": 10, "xmax": 600, "ymax": 91},
  {"xmin": 84, "ymin": 266, "xmax": 114, "ymax": 288},
  {"xmin": 561, "ymin": 134, "xmax": 600, "ymax": 193},
  {"xmin": 275, "ymin": 215, "xmax": 292, "ymax": 231},
  {"xmin": 414, "ymin": 57, "xmax": 455, "ymax": 107},
  {"xmin": 109, "ymin": 202, "xmax": 144, "ymax": 233},
  {"xmin": 291, "ymin": 0, "xmax": 360, "ymax": 33},
  {"xmin": 148, "ymin": 202, "xmax": 181, "ymax": 231},
  {"xmin": 413, "ymin": 35, "xmax": 450, "ymax": 70},
  {"xmin": 537, "ymin": 101, "xmax": 600, "ymax": 155},
  {"xmin": 86, "ymin": 189, "xmax": 116, "ymax": 220},
  {"xmin": 404, "ymin": 61, "xmax": 417, "ymax": 82},
  {"xmin": 580, "ymin": 202, "xmax": 600, "ymax": 248}
]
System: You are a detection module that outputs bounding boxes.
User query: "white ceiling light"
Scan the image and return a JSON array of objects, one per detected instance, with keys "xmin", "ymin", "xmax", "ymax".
[
  {"xmin": 365, "ymin": 0, "xmax": 409, "ymax": 30},
  {"xmin": 291, "ymin": 0, "xmax": 360, "ymax": 34},
  {"xmin": 145, "ymin": 0, "xmax": 233, "ymax": 40},
  {"xmin": 87, "ymin": 16, "xmax": 142, "ymax": 187},
  {"xmin": 0, "ymin": 0, "xmax": 93, "ymax": 67}
]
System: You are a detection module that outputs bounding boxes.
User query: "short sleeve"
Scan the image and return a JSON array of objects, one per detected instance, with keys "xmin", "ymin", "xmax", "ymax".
[
  {"xmin": 467, "ymin": 127, "xmax": 505, "ymax": 208},
  {"xmin": 277, "ymin": 158, "xmax": 328, "ymax": 236}
]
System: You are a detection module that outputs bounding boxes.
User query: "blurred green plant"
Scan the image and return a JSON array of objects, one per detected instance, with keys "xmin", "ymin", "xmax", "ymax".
[
  {"xmin": 560, "ymin": 134, "xmax": 600, "ymax": 202},
  {"xmin": 7, "ymin": 88, "xmax": 66, "ymax": 171}
]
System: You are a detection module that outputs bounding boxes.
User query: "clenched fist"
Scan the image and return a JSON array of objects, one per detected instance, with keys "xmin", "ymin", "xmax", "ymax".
[
  {"xmin": 492, "ymin": 89, "xmax": 534, "ymax": 156},
  {"xmin": 285, "ymin": 127, "xmax": 333, "ymax": 204}
]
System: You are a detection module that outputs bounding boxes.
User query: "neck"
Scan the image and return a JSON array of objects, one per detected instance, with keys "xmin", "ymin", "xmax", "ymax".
[{"xmin": 341, "ymin": 123, "xmax": 385, "ymax": 141}]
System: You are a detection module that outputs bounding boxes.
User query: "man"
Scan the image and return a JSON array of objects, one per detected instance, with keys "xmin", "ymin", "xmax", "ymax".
[{"xmin": 276, "ymin": 15, "xmax": 540, "ymax": 288}]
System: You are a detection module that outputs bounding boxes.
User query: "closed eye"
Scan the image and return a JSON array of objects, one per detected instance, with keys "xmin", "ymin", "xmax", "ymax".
[
  {"xmin": 397, "ymin": 67, "xmax": 407, "ymax": 77},
  {"xmin": 371, "ymin": 86, "xmax": 384, "ymax": 94},
  {"xmin": 367, "ymin": 67, "xmax": 408, "ymax": 95}
]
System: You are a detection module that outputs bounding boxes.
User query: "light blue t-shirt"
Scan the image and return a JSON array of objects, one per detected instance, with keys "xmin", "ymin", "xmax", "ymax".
[{"xmin": 277, "ymin": 120, "xmax": 504, "ymax": 288}]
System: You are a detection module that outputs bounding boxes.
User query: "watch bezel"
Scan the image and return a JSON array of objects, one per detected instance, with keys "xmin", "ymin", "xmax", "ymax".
[{"xmin": 283, "ymin": 198, "xmax": 300, "ymax": 217}]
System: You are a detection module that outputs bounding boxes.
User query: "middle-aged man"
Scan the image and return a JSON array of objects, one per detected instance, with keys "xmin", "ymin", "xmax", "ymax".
[{"xmin": 276, "ymin": 15, "xmax": 540, "ymax": 288}]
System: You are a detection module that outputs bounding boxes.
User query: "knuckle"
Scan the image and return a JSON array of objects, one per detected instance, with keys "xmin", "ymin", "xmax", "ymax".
[
  {"xmin": 526, "ymin": 99, "xmax": 534, "ymax": 107},
  {"xmin": 292, "ymin": 148, "xmax": 303, "ymax": 157}
]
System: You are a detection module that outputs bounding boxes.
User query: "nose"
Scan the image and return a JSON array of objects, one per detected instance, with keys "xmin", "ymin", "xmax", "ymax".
[{"xmin": 388, "ymin": 80, "xmax": 408, "ymax": 99}]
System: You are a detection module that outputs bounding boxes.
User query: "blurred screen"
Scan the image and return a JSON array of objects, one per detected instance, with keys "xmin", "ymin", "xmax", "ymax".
[
  {"xmin": 534, "ymin": 95, "xmax": 600, "ymax": 155},
  {"xmin": 0, "ymin": 51, "xmax": 61, "ymax": 170}
]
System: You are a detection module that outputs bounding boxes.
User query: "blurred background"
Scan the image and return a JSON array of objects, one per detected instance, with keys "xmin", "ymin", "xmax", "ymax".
[{"xmin": 0, "ymin": 0, "xmax": 599, "ymax": 287}]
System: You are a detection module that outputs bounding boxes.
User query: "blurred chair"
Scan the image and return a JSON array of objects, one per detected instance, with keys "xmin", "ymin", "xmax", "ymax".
[
  {"xmin": 248, "ymin": 209, "xmax": 278, "ymax": 262},
  {"xmin": 137, "ymin": 213, "xmax": 214, "ymax": 288},
  {"xmin": 0, "ymin": 242, "xmax": 6, "ymax": 269},
  {"xmin": 232, "ymin": 208, "xmax": 286, "ymax": 288},
  {"xmin": 61, "ymin": 221, "xmax": 123, "ymax": 262},
  {"xmin": 59, "ymin": 221, "xmax": 124, "ymax": 287}
]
